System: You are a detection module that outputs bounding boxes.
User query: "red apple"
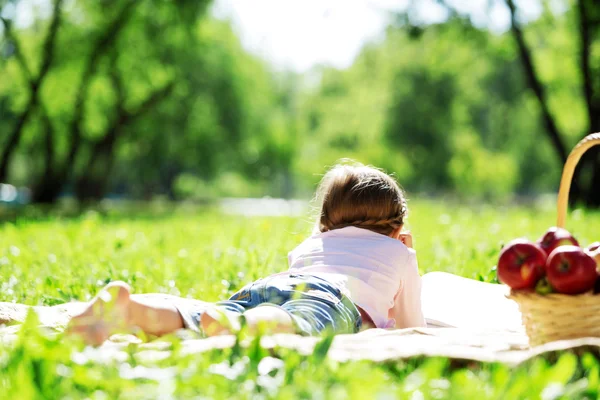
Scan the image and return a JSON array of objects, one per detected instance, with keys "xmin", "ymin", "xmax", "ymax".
[
  {"xmin": 546, "ymin": 245, "xmax": 597, "ymax": 294},
  {"xmin": 497, "ymin": 239, "xmax": 546, "ymax": 290},
  {"xmin": 537, "ymin": 227, "xmax": 579, "ymax": 257}
]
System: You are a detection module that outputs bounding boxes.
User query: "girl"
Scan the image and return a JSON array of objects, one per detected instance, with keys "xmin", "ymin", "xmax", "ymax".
[{"xmin": 65, "ymin": 162, "xmax": 426, "ymax": 344}]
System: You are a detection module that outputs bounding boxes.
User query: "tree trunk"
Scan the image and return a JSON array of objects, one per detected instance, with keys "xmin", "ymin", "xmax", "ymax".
[
  {"xmin": 587, "ymin": 157, "xmax": 600, "ymax": 207},
  {"xmin": 571, "ymin": 0, "xmax": 600, "ymax": 206},
  {"xmin": 74, "ymin": 176, "xmax": 108, "ymax": 203},
  {"xmin": 32, "ymin": 176, "xmax": 64, "ymax": 204},
  {"xmin": 581, "ymin": 118, "xmax": 600, "ymax": 207},
  {"xmin": 0, "ymin": 106, "xmax": 34, "ymax": 182},
  {"xmin": 74, "ymin": 130, "xmax": 119, "ymax": 202},
  {"xmin": 0, "ymin": 1, "xmax": 63, "ymax": 183},
  {"xmin": 73, "ymin": 79, "xmax": 174, "ymax": 202},
  {"xmin": 587, "ymin": 110, "xmax": 600, "ymax": 206}
]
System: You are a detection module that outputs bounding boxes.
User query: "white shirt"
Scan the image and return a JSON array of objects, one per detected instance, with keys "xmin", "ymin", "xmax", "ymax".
[{"xmin": 287, "ymin": 226, "xmax": 426, "ymax": 329}]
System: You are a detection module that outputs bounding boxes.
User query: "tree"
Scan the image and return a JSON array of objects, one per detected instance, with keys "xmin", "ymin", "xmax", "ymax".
[
  {"xmin": 0, "ymin": 0, "xmax": 63, "ymax": 183},
  {"xmin": 0, "ymin": 0, "xmax": 204, "ymax": 202},
  {"xmin": 0, "ymin": 0, "xmax": 291, "ymax": 202},
  {"xmin": 295, "ymin": 17, "xmax": 532, "ymax": 198},
  {"xmin": 504, "ymin": 0, "xmax": 600, "ymax": 205}
]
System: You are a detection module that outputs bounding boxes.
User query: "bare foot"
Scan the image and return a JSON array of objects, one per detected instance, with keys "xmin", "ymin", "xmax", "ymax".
[{"xmin": 67, "ymin": 281, "xmax": 133, "ymax": 346}]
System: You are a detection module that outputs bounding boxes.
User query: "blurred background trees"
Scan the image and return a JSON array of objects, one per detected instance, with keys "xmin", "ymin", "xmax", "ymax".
[{"xmin": 0, "ymin": 0, "xmax": 599, "ymax": 205}]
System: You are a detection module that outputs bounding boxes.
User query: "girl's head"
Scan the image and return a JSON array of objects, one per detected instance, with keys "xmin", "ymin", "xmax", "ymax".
[{"xmin": 315, "ymin": 161, "xmax": 407, "ymax": 236}]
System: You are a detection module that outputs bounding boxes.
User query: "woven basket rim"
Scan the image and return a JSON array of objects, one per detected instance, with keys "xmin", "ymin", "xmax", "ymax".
[{"xmin": 507, "ymin": 290, "xmax": 598, "ymax": 300}]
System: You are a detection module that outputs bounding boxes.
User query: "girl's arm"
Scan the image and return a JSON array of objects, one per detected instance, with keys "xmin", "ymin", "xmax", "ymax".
[{"xmin": 388, "ymin": 251, "xmax": 426, "ymax": 329}]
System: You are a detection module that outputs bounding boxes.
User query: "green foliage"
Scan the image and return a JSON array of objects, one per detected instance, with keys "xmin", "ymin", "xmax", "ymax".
[
  {"xmin": 1, "ymin": 202, "xmax": 600, "ymax": 397},
  {"xmin": 1, "ymin": 1, "xmax": 597, "ymax": 202},
  {"xmin": 1, "ymin": 0, "xmax": 297, "ymax": 201},
  {"xmin": 449, "ymin": 131, "xmax": 518, "ymax": 199},
  {"xmin": 292, "ymin": 12, "xmax": 587, "ymax": 198}
]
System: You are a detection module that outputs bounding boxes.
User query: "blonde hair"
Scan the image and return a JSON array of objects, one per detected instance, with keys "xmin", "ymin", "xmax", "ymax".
[{"xmin": 315, "ymin": 161, "xmax": 408, "ymax": 236}]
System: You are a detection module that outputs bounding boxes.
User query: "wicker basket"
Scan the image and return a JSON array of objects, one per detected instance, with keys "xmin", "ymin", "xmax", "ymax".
[{"xmin": 508, "ymin": 133, "xmax": 600, "ymax": 347}]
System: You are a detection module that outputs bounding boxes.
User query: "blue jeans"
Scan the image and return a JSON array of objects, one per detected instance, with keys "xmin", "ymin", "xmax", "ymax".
[{"xmin": 179, "ymin": 273, "xmax": 362, "ymax": 336}]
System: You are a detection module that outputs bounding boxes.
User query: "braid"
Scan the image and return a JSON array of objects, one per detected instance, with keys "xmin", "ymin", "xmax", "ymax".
[{"xmin": 322, "ymin": 215, "xmax": 404, "ymax": 232}]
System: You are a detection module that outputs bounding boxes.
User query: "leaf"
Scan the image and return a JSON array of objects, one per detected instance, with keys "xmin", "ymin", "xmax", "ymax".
[{"xmin": 312, "ymin": 333, "xmax": 334, "ymax": 363}]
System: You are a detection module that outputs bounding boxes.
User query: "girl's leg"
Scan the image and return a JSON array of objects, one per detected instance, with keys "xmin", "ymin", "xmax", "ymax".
[
  {"xmin": 199, "ymin": 305, "xmax": 296, "ymax": 336},
  {"xmin": 242, "ymin": 306, "xmax": 296, "ymax": 334},
  {"xmin": 68, "ymin": 282, "xmax": 297, "ymax": 345},
  {"xmin": 4, "ymin": 299, "xmax": 297, "ymax": 337},
  {"xmin": 68, "ymin": 281, "xmax": 185, "ymax": 345}
]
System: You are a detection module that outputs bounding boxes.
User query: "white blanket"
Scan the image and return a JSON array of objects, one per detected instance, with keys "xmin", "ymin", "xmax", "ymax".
[
  {"xmin": 421, "ymin": 272, "xmax": 523, "ymax": 332},
  {"xmin": 11, "ymin": 272, "xmax": 599, "ymax": 366}
]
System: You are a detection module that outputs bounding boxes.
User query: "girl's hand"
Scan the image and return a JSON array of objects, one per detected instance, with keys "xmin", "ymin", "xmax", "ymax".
[{"xmin": 398, "ymin": 231, "xmax": 413, "ymax": 248}]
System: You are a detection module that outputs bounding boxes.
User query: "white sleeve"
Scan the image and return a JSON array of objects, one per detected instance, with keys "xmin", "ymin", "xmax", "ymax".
[{"xmin": 388, "ymin": 250, "xmax": 426, "ymax": 329}]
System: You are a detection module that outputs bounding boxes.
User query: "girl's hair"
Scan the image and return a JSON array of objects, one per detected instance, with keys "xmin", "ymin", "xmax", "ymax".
[{"xmin": 315, "ymin": 161, "xmax": 407, "ymax": 236}]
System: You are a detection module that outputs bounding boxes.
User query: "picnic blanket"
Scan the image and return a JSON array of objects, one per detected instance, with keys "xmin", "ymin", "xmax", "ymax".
[{"xmin": 2, "ymin": 272, "xmax": 600, "ymax": 366}]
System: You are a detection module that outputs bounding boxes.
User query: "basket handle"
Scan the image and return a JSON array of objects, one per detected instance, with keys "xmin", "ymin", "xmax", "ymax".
[{"xmin": 557, "ymin": 133, "xmax": 600, "ymax": 228}]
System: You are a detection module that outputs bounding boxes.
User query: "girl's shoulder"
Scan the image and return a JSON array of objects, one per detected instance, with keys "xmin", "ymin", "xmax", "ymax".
[{"xmin": 301, "ymin": 226, "xmax": 413, "ymax": 260}]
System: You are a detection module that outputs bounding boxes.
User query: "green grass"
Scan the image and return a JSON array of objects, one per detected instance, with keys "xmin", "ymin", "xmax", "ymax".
[{"xmin": 1, "ymin": 199, "xmax": 600, "ymax": 399}]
